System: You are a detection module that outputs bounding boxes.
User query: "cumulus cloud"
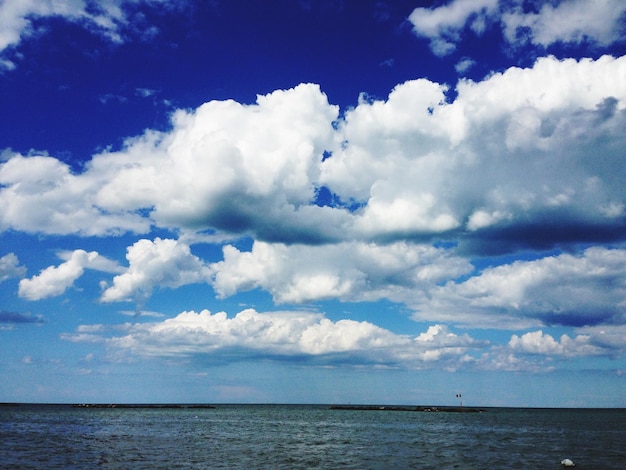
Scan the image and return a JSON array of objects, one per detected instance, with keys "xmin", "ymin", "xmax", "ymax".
[
  {"xmin": 211, "ymin": 240, "xmax": 472, "ymax": 304},
  {"xmin": 101, "ymin": 238, "xmax": 213, "ymax": 303},
  {"xmin": 508, "ymin": 330, "xmax": 604, "ymax": 357},
  {"xmin": 64, "ymin": 308, "xmax": 622, "ymax": 371},
  {"xmin": 63, "ymin": 308, "xmax": 487, "ymax": 368},
  {"xmin": 0, "ymin": 154, "xmax": 152, "ymax": 235},
  {"xmin": 412, "ymin": 247, "xmax": 626, "ymax": 329},
  {"xmin": 323, "ymin": 55, "xmax": 626, "ymax": 248},
  {"xmin": 408, "ymin": 0, "xmax": 626, "ymax": 56},
  {"xmin": 409, "ymin": 0, "xmax": 498, "ymax": 56},
  {"xmin": 476, "ymin": 326, "xmax": 626, "ymax": 371},
  {"xmin": 0, "ymin": 56, "xmax": 624, "ymax": 250},
  {"xmin": 19, "ymin": 249, "xmax": 121, "ymax": 301},
  {"xmin": 0, "ymin": 252, "xmax": 26, "ymax": 282},
  {"xmin": 0, "ymin": 83, "xmax": 339, "ymax": 239}
]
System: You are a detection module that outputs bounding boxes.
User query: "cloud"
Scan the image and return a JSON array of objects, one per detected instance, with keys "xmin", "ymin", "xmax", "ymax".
[
  {"xmin": 455, "ymin": 57, "xmax": 476, "ymax": 74},
  {"xmin": 0, "ymin": 0, "xmax": 69, "ymax": 51},
  {"xmin": 211, "ymin": 240, "xmax": 472, "ymax": 304},
  {"xmin": 0, "ymin": 310, "xmax": 44, "ymax": 324},
  {"xmin": 64, "ymin": 308, "xmax": 623, "ymax": 371},
  {"xmin": 408, "ymin": 0, "xmax": 499, "ymax": 56},
  {"xmin": 322, "ymin": 55, "xmax": 626, "ymax": 247},
  {"xmin": 64, "ymin": 308, "xmax": 487, "ymax": 368},
  {"xmin": 408, "ymin": 0, "xmax": 626, "ymax": 56},
  {"xmin": 0, "ymin": 0, "xmax": 122, "ymax": 54},
  {"xmin": 0, "ymin": 83, "xmax": 339, "ymax": 239},
  {"xmin": 18, "ymin": 249, "xmax": 121, "ymax": 301},
  {"xmin": 101, "ymin": 238, "xmax": 213, "ymax": 303},
  {"xmin": 479, "ymin": 326, "xmax": 626, "ymax": 371},
  {"xmin": 508, "ymin": 330, "xmax": 604, "ymax": 357},
  {"xmin": 119, "ymin": 309, "xmax": 165, "ymax": 318},
  {"xmin": 142, "ymin": 84, "xmax": 339, "ymax": 242},
  {"xmin": 0, "ymin": 56, "xmax": 624, "ymax": 251},
  {"xmin": 0, "ymin": 0, "xmax": 183, "ymax": 62},
  {"xmin": 502, "ymin": 0, "xmax": 626, "ymax": 48},
  {"xmin": 575, "ymin": 325, "xmax": 626, "ymax": 354},
  {"xmin": 0, "ymin": 252, "xmax": 26, "ymax": 281},
  {"xmin": 412, "ymin": 247, "xmax": 626, "ymax": 329},
  {"xmin": 0, "ymin": 154, "xmax": 152, "ymax": 235}
]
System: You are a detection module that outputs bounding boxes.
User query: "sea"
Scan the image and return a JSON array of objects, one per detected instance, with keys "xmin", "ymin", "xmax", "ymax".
[{"xmin": 1, "ymin": 404, "xmax": 624, "ymax": 469}]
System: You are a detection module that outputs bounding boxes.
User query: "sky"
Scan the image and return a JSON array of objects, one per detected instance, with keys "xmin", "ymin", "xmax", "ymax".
[{"xmin": 0, "ymin": 0, "xmax": 625, "ymax": 407}]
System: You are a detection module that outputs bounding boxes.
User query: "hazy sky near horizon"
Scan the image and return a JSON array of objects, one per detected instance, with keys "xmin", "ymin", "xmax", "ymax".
[{"xmin": 1, "ymin": 0, "xmax": 625, "ymax": 407}]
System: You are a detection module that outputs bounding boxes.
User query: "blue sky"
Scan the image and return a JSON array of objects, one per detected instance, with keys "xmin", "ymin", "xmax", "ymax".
[{"xmin": 0, "ymin": 0, "xmax": 625, "ymax": 407}]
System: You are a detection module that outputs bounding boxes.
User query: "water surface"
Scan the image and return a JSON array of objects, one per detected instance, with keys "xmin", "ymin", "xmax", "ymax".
[{"xmin": 1, "ymin": 405, "xmax": 624, "ymax": 469}]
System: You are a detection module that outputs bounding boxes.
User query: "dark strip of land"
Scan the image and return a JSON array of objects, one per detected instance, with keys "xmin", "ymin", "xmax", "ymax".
[
  {"xmin": 330, "ymin": 405, "xmax": 484, "ymax": 412},
  {"xmin": 71, "ymin": 404, "xmax": 216, "ymax": 409}
]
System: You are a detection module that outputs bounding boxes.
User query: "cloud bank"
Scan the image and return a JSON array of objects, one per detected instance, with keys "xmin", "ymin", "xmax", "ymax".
[
  {"xmin": 2, "ymin": 55, "xmax": 625, "ymax": 337},
  {"xmin": 412, "ymin": 247, "xmax": 626, "ymax": 329},
  {"xmin": 62, "ymin": 307, "xmax": 624, "ymax": 371},
  {"xmin": 1, "ymin": 55, "xmax": 624, "ymax": 249},
  {"xmin": 211, "ymin": 241, "xmax": 471, "ymax": 304},
  {"xmin": 64, "ymin": 308, "xmax": 487, "ymax": 368}
]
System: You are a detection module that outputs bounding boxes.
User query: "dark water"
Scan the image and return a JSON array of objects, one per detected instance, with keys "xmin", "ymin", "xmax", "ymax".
[{"xmin": 1, "ymin": 405, "xmax": 624, "ymax": 469}]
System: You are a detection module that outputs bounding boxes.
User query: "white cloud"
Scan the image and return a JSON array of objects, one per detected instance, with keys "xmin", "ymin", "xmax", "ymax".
[
  {"xmin": 0, "ymin": 154, "xmax": 151, "ymax": 235},
  {"xmin": 64, "ymin": 309, "xmax": 621, "ymax": 371},
  {"xmin": 19, "ymin": 249, "xmax": 121, "ymax": 300},
  {"xmin": 409, "ymin": 0, "xmax": 626, "ymax": 56},
  {"xmin": 0, "ymin": 252, "xmax": 26, "ymax": 282},
  {"xmin": 0, "ymin": 84, "xmax": 340, "ymax": 239},
  {"xmin": 470, "ymin": 326, "xmax": 625, "ymax": 372},
  {"xmin": 0, "ymin": 0, "xmax": 183, "ymax": 59},
  {"xmin": 455, "ymin": 57, "xmax": 476, "ymax": 74},
  {"xmin": 414, "ymin": 324, "xmax": 482, "ymax": 364},
  {"xmin": 101, "ymin": 238, "xmax": 213, "ymax": 303},
  {"xmin": 211, "ymin": 240, "xmax": 472, "ymax": 304},
  {"xmin": 0, "ymin": 0, "xmax": 68, "ymax": 51},
  {"xmin": 0, "ymin": 56, "xmax": 624, "ymax": 250},
  {"xmin": 413, "ymin": 247, "xmax": 626, "ymax": 328},
  {"xmin": 65, "ymin": 308, "xmax": 487, "ymax": 368},
  {"xmin": 0, "ymin": 0, "xmax": 120, "ymax": 53},
  {"xmin": 508, "ymin": 330, "xmax": 604, "ymax": 357},
  {"xmin": 502, "ymin": 0, "xmax": 626, "ymax": 48},
  {"xmin": 408, "ymin": 0, "xmax": 499, "ymax": 56},
  {"xmin": 575, "ymin": 325, "xmax": 626, "ymax": 353},
  {"xmin": 470, "ymin": 326, "xmax": 620, "ymax": 372},
  {"xmin": 322, "ymin": 55, "xmax": 626, "ymax": 244}
]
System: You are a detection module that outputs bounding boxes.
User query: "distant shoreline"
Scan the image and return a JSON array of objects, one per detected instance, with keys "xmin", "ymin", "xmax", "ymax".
[
  {"xmin": 10, "ymin": 403, "xmax": 483, "ymax": 412},
  {"xmin": 2, "ymin": 403, "xmax": 480, "ymax": 412},
  {"xmin": 1, "ymin": 403, "xmax": 624, "ymax": 410},
  {"xmin": 0, "ymin": 403, "xmax": 217, "ymax": 409},
  {"xmin": 330, "ymin": 405, "xmax": 485, "ymax": 413},
  {"xmin": 71, "ymin": 403, "xmax": 217, "ymax": 409}
]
